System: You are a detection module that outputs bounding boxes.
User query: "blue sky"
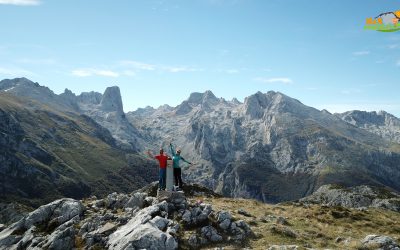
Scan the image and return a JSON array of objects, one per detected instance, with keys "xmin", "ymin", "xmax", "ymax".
[{"xmin": 1, "ymin": 0, "xmax": 400, "ymax": 116}]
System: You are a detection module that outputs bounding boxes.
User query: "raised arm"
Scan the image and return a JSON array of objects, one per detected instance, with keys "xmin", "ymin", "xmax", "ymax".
[
  {"xmin": 146, "ymin": 149, "xmax": 155, "ymax": 159},
  {"xmin": 169, "ymin": 143, "xmax": 176, "ymax": 157}
]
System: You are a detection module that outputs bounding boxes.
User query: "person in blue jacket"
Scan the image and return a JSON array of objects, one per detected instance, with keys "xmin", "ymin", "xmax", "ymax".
[{"xmin": 170, "ymin": 142, "xmax": 193, "ymax": 190}]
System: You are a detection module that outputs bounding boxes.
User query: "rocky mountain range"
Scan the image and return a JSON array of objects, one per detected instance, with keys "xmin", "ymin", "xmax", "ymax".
[
  {"xmin": 128, "ymin": 90, "xmax": 400, "ymax": 203},
  {"xmin": 1, "ymin": 77, "xmax": 400, "ymax": 206}
]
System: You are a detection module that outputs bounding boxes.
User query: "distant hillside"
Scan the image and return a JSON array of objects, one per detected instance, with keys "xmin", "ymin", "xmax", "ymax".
[
  {"xmin": 0, "ymin": 92, "xmax": 156, "ymax": 207},
  {"xmin": 336, "ymin": 110, "xmax": 400, "ymax": 144},
  {"xmin": 0, "ymin": 78, "xmax": 142, "ymax": 151}
]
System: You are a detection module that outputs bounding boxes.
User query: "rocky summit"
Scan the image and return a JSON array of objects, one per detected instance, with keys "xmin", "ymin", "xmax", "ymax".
[
  {"xmin": 0, "ymin": 183, "xmax": 399, "ymax": 250},
  {"xmin": 0, "ymin": 184, "xmax": 255, "ymax": 250}
]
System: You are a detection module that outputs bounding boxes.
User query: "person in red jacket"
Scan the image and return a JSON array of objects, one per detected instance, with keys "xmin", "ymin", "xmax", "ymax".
[{"xmin": 147, "ymin": 148, "xmax": 171, "ymax": 190}]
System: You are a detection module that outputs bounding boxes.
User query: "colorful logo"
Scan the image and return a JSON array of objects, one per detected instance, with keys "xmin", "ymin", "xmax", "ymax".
[{"xmin": 365, "ymin": 10, "xmax": 400, "ymax": 32}]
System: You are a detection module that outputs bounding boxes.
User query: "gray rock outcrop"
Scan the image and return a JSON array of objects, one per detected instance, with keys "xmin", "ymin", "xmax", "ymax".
[
  {"xmin": 300, "ymin": 184, "xmax": 400, "ymax": 212},
  {"xmin": 0, "ymin": 184, "xmax": 254, "ymax": 250},
  {"xmin": 0, "ymin": 198, "xmax": 84, "ymax": 250},
  {"xmin": 361, "ymin": 235, "xmax": 400, "ymax": 250},
  {"xmin": 100, "ymin": 86, "xmax": 124, "ymax": 114}
]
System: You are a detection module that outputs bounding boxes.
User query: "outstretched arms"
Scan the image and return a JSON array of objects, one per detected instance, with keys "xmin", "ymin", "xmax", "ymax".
[{"xmin": 180, "ymin": 156, "xmax": 192, "ymax": 165}]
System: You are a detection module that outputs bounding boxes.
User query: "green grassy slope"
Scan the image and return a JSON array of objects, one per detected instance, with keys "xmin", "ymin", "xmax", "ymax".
[{"xmin": 0, "ymin": 93, "xmax": 157, "ymax": 207}]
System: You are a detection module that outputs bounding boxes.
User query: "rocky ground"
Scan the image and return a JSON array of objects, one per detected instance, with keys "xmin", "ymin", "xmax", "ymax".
[
  {"xmin": 207, "ymin": 197, "xmax": 400, "ymax": 249},
  {"xmin": 0, "ymin": 183, "xmax": 254, "ymax": 250},
  {"xmin": 0, "ymin": 183, "xmax": 399, "ymax": 249}
]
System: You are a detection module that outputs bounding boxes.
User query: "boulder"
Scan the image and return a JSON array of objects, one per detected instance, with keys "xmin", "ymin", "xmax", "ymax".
[
  {"xmin": 238, "ymin": 208, "xmax": 253, "ymax": 217},
  {"xmin": 105, "ymin": 193, "xmax": 129, "ymax": 209},
  {"xmin": 361, "ymin": 235, "xmax": 399, "ymax": 250},
  {"xmin": 0, "ymin": 198, "xmax": 83, "ymax": 250},
  {"xmin": 268, "ymin": 245, "xmax": 299, "ymax": 250},
  {"xmin": 150, "ymin": 216, "xmax": 171, "ymax": 231},
  {"xmin": 217, "ymin": 211, "xmax": 232, "ymax": 223},
  {"xmin": 201, "ymin": 225, "xmax": 222, "ymax": 242},
  {"xmin": 97, "ymin": 222, "xmax": 117, "ymax": 236},
  {"xmin": 107, "ymin": 203, "xmax": 178, "ymax": 250},
  {"xmin": 125, "ymin": 192, "xmax": 147, "ymax": 209},
  {"xmin": 219, "ymin": 218, "xmax": 231, "ymax": 230}
]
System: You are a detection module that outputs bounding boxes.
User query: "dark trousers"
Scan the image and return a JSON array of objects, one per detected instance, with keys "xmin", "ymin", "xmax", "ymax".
[
  {"xmin": 174, "ymin": 168, "xmax": 183, "ymax": 188},
  {"xmin": 159, "ymin": 168, "xmax": 166, "ymax": 189}
]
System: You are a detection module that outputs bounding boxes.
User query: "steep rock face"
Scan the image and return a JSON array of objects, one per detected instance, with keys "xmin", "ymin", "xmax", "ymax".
[
  {"xmin": 81, "ymin": 86, "xmax": 141, "ymax": 151},
  {"xmin": 100, "ymin": 86, "xmax": 124, "ymax": 114},
  {"xmin": 128, "ymin": 90, "xmax": 400, "ymax": 203},
  {"xmin": 77, "ymin": 91, "xmax": 102, "ymax": 105},
  {"xmin": 336, "ymin": 110, "xmax": 400, "ymax": 144}
]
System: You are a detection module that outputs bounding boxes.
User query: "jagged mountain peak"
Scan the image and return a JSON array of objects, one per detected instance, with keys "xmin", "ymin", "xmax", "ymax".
[
  {"xmin": 187, "ymin": 90, "xmax": 218, "ymax": 105},
  {"xmin": 77, "ymin": 91, "xmax": 102, "ymax": 105},
  {"xmin": 174, "ymin": 90, "xmax": 220, "ymax": 115},
  {"xmin": 0, "ymin": 77, "xmax": 40, "ymax": 91},
  {"xmin": 231, "ymin": 97, "xmax": 242, "ymax": 105},
  {"xmin": 63, "ymin": 88, "xmax": 75, "ymax": 95},
  {"xmin": 243, "ymin": 90, "xmax": 303, "ymax": 118},
  {"xmin": 132, "ymin": 105, "xmax": 156, "ymax": 116},
  {"xmin": 337, "ymin": 110, "xmax": 400, "ymax": 126},
  {"xmin": 100, "ymin": 86, "xmax": 124, "ymax": 113}
]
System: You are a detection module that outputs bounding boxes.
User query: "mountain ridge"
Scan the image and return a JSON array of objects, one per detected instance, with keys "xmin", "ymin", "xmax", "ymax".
[{"xmin": 2, "ymin": 77, "xmax": 400, "ymax": 205}]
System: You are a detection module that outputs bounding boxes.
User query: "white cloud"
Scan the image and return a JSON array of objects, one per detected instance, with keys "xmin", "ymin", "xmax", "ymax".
[
  {"xmin": 254, "ymin": 77, "xmax": 293, "ymax": 84},
  {"xmin": 396, "ymin": 60, "xmax": 400, "ymax": 66},
  {"xmin": 163, "ymin": 66, "xmax": 202, "ymax": 73},
  {"xmin": 71, "ymin": 69, "xmax": 92, "ymax": 77},
  {"xmin": 0, "ymin": 0, "xmax": 41, "ymax": 6},
  {"xmin": 71, "ymin": 69, "xmax": 119, "ymax": 77},
  {"xmin": 352, "ymin": 51, "xmax": 370, "ymax": 56},
  {"xmin": 119, "ymin": 60, "xmax": 156, "ymax": 71},
  {"xmin": 96, "ymin": 70, "xmax": 119, "ymax": 77},
  {"xmin": 0, "ymin": 66, "xmax": 34, "ymax": 76},
  {"xmin": 387, "ymin": 44, "xmax": 399, "ymax": 49},
  {"xmin": 119, "ymin": 60, "xmax": 202, "ymax": 73}
]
